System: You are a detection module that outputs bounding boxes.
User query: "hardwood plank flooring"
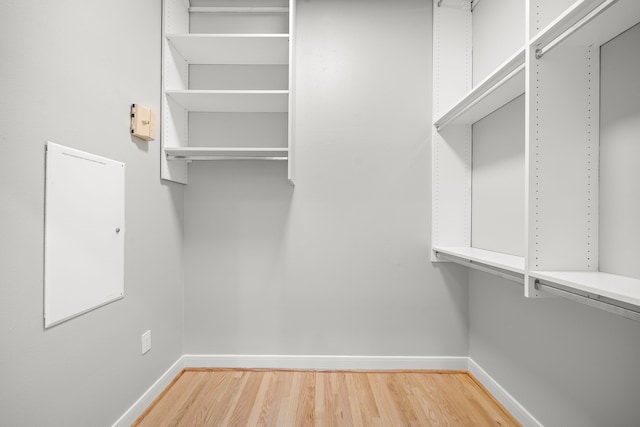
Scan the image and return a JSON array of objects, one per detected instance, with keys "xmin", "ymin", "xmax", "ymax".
[{"xmin": 134, "ymin": 369, "xmax": 521, "ymax": 427}]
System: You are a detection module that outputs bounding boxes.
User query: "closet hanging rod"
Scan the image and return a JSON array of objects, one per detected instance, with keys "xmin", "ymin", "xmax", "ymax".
[
  {"xmin": 189, "ymin": 6, "xmax": 289, "ymax": 13},
  {"xmin": 434, "ymin": 251, "xmax": 524, "ymax": 284},
  {"xmin": 167, "ymin": 155, "xmax": 288, "ymax": 161},
  {"xmin": 535, "ymin": 0, "xmax": 618, "ymax": 59},
  {"xmin": 534, "ymin": 279, "xmax": 640, "ymax": 322}
]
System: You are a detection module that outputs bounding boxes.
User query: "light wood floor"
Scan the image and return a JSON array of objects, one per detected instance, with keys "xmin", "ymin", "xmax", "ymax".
[{"xmin": 134, "ymin": 369, "xmax": 521, "ymax": 427}]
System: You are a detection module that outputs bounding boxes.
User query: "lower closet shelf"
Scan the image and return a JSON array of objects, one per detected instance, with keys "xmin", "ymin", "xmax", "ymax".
[
  {"xmin": 433, "ymin": 246, "xmax": 525, "ymax": 282},
  {"xmin": 532, "ymin": 271, "xmax": 640, "ymax": 309},
  {"xmin": 165, "ymin": 147, "xmax": 288, "ymax": 161}
]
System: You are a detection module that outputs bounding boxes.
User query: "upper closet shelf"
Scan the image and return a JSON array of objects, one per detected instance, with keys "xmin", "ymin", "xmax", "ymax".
[
  {"xmin": 434, "ymin": 47, "xmax": 525, "ymax": 131},
  {"xmin": 433, "ymin": 246, "xmax": 525, "ymax": 282},
  {"xmin": 166, "ymin": 90, "xmax": 288, "ymax": 112},
  {"xmin": 166, "ymin": 34, "xmax": 289, "ymax": 64},
  {"xmin": 533, "ymin": 0, "xmax": 640, "ymax": 58}
]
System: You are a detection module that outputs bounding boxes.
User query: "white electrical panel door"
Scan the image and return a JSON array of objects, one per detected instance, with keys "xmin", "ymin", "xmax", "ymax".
[{"xmin": 44, "ymin": 142, "xmax": 125, "ymax": 328}]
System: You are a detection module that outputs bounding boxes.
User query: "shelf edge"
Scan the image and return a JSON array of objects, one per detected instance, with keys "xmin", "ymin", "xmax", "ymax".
[
  {"xmin": 433, "ymin": 246, "xmax": 526, "ymax": 274},
  {"xmin": 189, "ymin": 6, "xmax": 289, "ymax": 13},
  {"xmin": 166, "ymin": 33, "xmax": 290, "ymax": 38},
  {"xmin": 434, "ymin": 47, "xmax": 526, "ymax": 130}
]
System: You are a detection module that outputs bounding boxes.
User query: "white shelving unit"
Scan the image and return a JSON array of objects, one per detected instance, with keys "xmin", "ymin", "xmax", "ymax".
[
  {"xmin": 162, "ymin": 0, "xmax": 296, "ymax": 184},
  {"xmin": 432, "ymin": 0, "xmax": 526, "ymax": 281},
  {"xmin": 433, "ymin": 0, "xmax": 640, "ymax": 321}
]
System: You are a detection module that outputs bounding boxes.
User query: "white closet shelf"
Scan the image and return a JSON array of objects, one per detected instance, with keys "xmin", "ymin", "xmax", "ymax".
[
  {"xmin": 434, "ymin": 47, "xmax": 525, "ymax": 131},
  {"xmin": 189, "ymin": 7, "xmax": 289, "ymax": 13},
  {"xmin": 433, "ymin": 246, "xmax": 525, "ymax": 274},
  {"xmin": 189, "ymin": 0, "xmax": 288, "ymax": 8},
  {"xmin": 165, "ymin": 146, "xmax": 288, "ymax": 160},
  {"xmin": 532, "ymin": 0, "xmax": 640, "ymax": 55},
  {"xmin": 166, "ymin": 90, "xmax": 288, "ymax": 112},
  {"xmin": 532, "ymin": 271, "xmax": 640, "ymax": 308},
  {"xmin": 166, "ymin": 34, "xmax": 289, "ymax": 64}
]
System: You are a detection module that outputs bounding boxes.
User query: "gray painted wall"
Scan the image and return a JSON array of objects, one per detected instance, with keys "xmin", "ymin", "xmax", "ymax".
[
  {"xmin": 0, "ymin": 1, "xmax": 184, "ymax": 426},
  {"xmin": 183, "ymin": 0, "xmax": 469, "ymax": 356},
  {"xmin": 469, "ymin": 271, "xmax": 640, "ymax": 427}
]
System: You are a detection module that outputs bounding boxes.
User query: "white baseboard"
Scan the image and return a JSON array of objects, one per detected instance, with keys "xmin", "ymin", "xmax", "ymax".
[
  {"xmin": 111, "ymin": 355, "xmax": 185, "ymax": 427},
  {"xmin": 113, "ymin": 354, "xmax": 540, "ymax": 427},
  {"xmin": 183, "ymin": 354, "xmax": 469, "ymax": 371},
  {"xmin": 468, "ymin": 358, "xmax": 543, "ymax": 427}
]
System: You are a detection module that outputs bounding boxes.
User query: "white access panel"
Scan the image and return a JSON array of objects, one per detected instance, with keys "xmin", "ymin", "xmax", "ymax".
[{"xmin": 44, "ymin": 142, "xmax": 125, "ymax": 328}]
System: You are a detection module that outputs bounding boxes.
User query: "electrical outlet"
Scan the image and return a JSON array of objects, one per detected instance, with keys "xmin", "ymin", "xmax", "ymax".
[{"xmin": 141, "ymin": 330, "xmax": 151, "ymax": 355}]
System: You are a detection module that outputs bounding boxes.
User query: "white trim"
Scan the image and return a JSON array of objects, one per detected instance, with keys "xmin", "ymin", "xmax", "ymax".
[
  {"xmin": 183, "ymin": 354, "xmax": 469, "ymax": 371},
  {"xmin": 468, "ymin": 358, "xmax": 543, "ymax": 427},
  {"xmin": 111, "ymin": 356, "xmax": 185, "ymax": 427}
]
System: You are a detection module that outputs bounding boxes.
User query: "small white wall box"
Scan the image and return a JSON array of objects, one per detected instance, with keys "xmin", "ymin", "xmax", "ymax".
[{"xmin": 130, "ymin": 104, "xmax": 155, "ymax": 141}]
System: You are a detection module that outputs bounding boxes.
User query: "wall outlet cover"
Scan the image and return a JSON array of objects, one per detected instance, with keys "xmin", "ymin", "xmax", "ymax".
[{"xmin": 142, "ymin": 330, "xmax": 151, "ymax": 355}]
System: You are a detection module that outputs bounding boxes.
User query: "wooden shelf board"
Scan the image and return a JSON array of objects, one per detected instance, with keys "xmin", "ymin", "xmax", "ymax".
[
  {"xmin": 434, "ymin": 246, "xmax": 525, "ymax": 274},
  {"xmin": 532, "ymin": 271, "xmax": 640, "ymax": 308},
  {"xmin": 166, "ymin": 90, "xmax": 288, "ymax": 112},
  {"xmin": 434, "ymin": 47, "xmax": 526, "ymax": 130},
  {"xmin": 532, "ymin": 0, "xmax": 640, "ymax": 50},
  {"xmin": 165, "ymin": 146, "xmax": 288, "ymax": 158},
  {"xmin": 166, "ymin": 34, "xmax": 289, "ymax": 64}
]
